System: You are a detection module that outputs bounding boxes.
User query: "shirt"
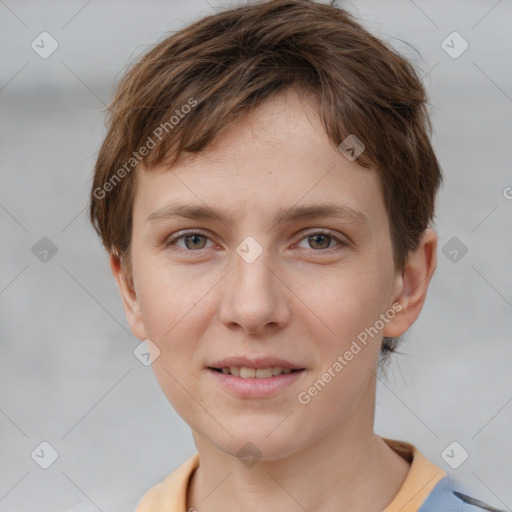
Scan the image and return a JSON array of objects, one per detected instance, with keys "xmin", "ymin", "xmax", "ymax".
[{"xmin": 135, "ymin": 437, "xmax": 502, "ymax": 511}]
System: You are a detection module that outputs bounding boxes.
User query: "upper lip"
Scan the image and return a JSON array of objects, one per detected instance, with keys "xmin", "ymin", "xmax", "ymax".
[{"xmin": 208, "ymin": 356, "xmax": 304, "ymax": 370}]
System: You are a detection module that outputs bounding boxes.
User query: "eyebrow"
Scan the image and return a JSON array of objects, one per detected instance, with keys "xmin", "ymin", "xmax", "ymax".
[{"xmin": 146, "ymin": 201, "xmax": 369, "ymax": 227}]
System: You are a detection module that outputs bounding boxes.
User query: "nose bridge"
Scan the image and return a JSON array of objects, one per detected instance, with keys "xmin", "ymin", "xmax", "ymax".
[
  {"xmin": 233, "ymin": 236, "xmax": 275, "ymax": 301},
  {"xmin": 219, "ymin": 236, "xmax": 288, "ymax": 333}
]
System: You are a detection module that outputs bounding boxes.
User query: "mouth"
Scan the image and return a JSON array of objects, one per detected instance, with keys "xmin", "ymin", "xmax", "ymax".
[
  {"xmin": 208, "ymin": 366, "xmax": 305, "ymax": 378},
  {"xmin": 206, "ymin": 356, "xmax": 306, "ymax": 396}
]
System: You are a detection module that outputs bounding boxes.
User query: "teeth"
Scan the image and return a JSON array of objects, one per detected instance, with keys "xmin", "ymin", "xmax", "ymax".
[
  {"xmin": 256, "ymin": 368, "xmax": 273, "ymax": 378},
  {"xmin": 240, "ymin": 367, "xmax": 256, "ymax": 378},
  {"xmin": 219, "ymin": 366, "xmax": 298, "ymax": 378}
]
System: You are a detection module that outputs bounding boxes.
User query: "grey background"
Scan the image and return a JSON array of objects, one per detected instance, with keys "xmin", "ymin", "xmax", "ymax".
[{"xmin": 1, "ymin": 0, "xmax": 511, "ymax": 510}]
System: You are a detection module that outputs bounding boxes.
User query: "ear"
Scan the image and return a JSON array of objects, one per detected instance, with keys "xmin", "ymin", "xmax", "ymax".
[
  {"xmin": 110, "ymin": 252, "xmax": 147, "ymax": 340},
  {"xmin": 383, "ymin": 228, "xmax": 438, "ymax": 337}
]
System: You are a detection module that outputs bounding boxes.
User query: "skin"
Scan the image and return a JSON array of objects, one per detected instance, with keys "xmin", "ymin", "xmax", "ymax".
[{"xmin": 111, "ymin": 87, "xmax": 437, "ymax": 512}]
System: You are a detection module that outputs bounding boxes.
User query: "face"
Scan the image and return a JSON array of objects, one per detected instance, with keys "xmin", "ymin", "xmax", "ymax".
[{"xmin": 113, "ymin": 88, "xmax": 436, "ymax": 460}]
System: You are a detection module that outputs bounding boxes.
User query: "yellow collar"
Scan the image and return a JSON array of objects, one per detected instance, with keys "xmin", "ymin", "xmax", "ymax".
[{"xmin": 136, "ymin": 438, "xmax": 446, "ymax": 512}]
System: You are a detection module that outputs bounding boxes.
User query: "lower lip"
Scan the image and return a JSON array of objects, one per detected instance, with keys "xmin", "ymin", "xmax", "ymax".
[{"xmin": 206, "ymin": 368, "xmax": 305, "ymax": 399}]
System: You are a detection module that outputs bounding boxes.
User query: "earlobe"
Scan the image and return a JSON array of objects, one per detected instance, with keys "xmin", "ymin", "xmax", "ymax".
[
  {"xmin": 383, "ymin": 228, "xmax": 438, "ymax": 338},
  {"xmin": 109, "ymin": 252, "xmax": 147, "ymax": 340}
]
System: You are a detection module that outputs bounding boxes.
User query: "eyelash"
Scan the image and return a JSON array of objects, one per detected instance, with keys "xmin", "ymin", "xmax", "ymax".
[{"xmin": 164, "ymin": 229, "xmax": 348, "ymax": 253}]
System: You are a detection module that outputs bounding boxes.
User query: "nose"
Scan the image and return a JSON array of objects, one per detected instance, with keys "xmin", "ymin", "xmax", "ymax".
[{"xmin": 218, "ymin": 245, "xmax": 291, "ymax": 336}]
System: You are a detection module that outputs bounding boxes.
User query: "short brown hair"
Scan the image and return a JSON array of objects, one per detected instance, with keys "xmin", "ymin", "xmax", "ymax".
[{"xmin": 89, "ymin": 0, "xmax": 442, "ymax": 363}]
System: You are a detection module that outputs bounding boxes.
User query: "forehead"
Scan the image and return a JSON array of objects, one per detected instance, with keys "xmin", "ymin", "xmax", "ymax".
[{"xmin": 133, "ymin": 88, "xmax": 387, "ymax": 231}]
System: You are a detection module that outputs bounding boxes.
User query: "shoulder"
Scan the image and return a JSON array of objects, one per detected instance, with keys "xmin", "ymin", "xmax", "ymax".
[
  {"xmin": 135, "ymin": 453, "xmax": 200, "ymax": 512},
  {"xmin": 419, "ymin": 475, "xmax": 506, "ymax": 511},
  {"xmin": 135, "ymin": 479, "xmax": 168, "ymax": 512}
]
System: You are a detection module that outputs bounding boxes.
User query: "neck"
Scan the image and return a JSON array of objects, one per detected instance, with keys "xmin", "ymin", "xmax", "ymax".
[{"xmin": 186, "ymin": 381, "xmax": 410, "ymax": 512}]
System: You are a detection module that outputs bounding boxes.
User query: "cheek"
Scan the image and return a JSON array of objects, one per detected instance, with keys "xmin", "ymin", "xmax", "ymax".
[
  {"xmin": 135, "ymin": 256, "xmax": 214, "ymax": 339},
  {"xmin": 302, "ymin": 266, "xmax": 389, "ymax": 345},
  {"xmin": 133, "ymin": 257, "xmax": 215, "ymax": 402},
  {"xmin": 294, "ymin": 274, "xmax": 386, "ymax": 426}
]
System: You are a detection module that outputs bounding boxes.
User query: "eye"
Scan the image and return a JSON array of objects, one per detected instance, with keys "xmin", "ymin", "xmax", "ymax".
[
  {"xmin": 164, "ymin": 229, "xmax": 348, "ymax": 254},
  {"xmin": 296, "ymin": 230, "xmax": 347, "ymax": 251},
  {"xmin": 164, "ymin": 230, "xmax": 214, "ymax": 251}
]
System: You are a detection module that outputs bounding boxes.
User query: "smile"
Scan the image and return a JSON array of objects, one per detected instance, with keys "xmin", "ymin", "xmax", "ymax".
[
  {"xmin": 207, "ymin": 367, "xmax": 305, "ymax": 399},
  {"xmin": 209, "ymin": 366, "xmax": 303, "ymax": 378}
]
